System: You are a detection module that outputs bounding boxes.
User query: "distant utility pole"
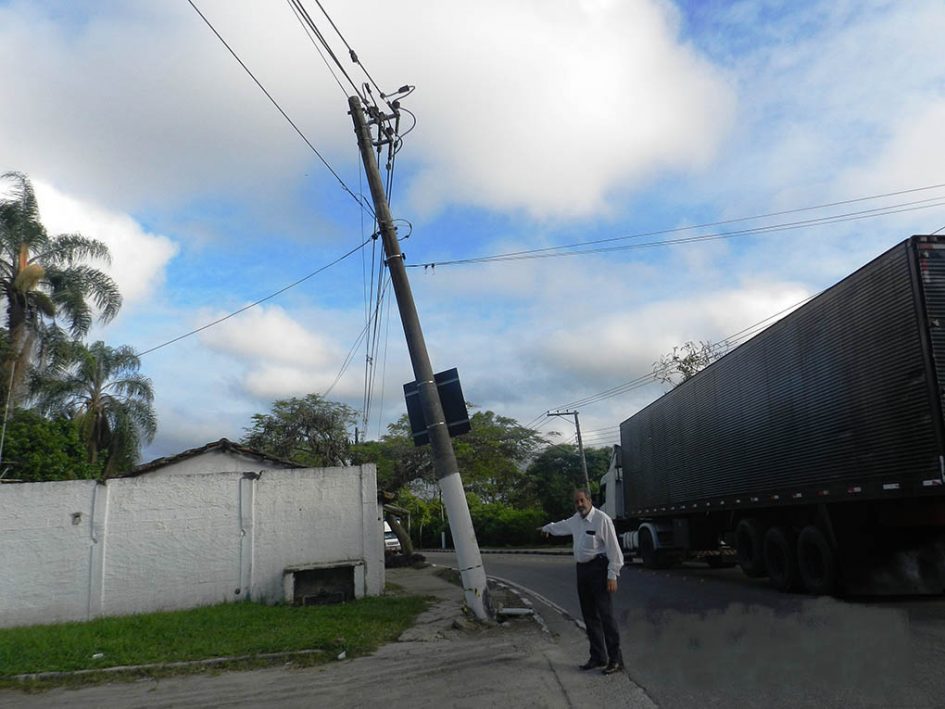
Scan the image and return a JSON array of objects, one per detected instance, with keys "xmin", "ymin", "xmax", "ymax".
[
  {"xmin": 348, "ymin": 96, "xmax": 488, "ymax": 620},
  {"xmin": 548, "ymin": 410, "xmax": 591, "ymax": 490}
]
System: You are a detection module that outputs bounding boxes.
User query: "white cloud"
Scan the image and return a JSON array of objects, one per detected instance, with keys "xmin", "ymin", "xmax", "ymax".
[
  {"xmin": 196, "ymin": 305, "xmax": 361, "ymax": 400},
  {"xmin": 841, "ymin": 100, "xmax": 945, "ymax": 204},
  {"xmin": 197, "ymin": 305, "xmax": 335, "ymax": 367},
  {"xmin": 31, "ymin": 180, "xmax": 178, "ymax": 307},
  {"xmin": 395, "ymin": 0, "xmax": 736, "ymax": 218},
  {"xmin": 242, "ymin": 364, "xmax": 335, "ymax": 400},
  {"xmin": 537, "ymin": 281, "xmax": 810, "ymax": 387},
  {"xmin": 693, "ymin": 0, "xmax": 945, "ymax": 212},
  {"xmin": 0, "ymin": 0, "xmax": 734, "ymax": 221},
  {"xmin": 5, "ymin": 0, "xmax": 944, "ymax": 463}
]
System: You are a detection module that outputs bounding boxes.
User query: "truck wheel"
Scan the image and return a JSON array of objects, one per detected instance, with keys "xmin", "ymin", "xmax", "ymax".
[
  {"xmin": 639, "ymin": 527, "xmax": 665, "ymax": 569},
  {"xmin": 797, "ymin": 525, "xmax": 839, "ymax": 595},
  {"xmin": 736, "ymin": 518, "xmax": 768, "ymax": 578},
  {"xmin": 764, "ymin": 526, "xmax": 801, "ymax": 592}
]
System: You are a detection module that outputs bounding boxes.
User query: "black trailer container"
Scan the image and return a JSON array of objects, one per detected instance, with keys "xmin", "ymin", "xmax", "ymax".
[{"xmin": 617, "ymin": 235, "xmax": 945, "ymax": 594}]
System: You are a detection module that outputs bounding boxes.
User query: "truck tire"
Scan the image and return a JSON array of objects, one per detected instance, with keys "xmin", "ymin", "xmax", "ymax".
[
  {"xmin": 764, "ymin": 526, "xmax": 801, "ymax": 592},
  {"xmin": 639, "ymin": 527, "xmax": 667, "ymax": 569},
  {"xmin": 736, "ymin": 518, "xmax": 768, "ymax": 578},
  {"xmin": 797, "ymin": 525, "xmax": 839, "ymax": 595}
]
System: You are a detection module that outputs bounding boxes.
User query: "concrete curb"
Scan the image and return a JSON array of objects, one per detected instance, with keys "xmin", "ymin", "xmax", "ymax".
[
  {"xmin": 6, "ymin": 649, "xmax": 328, "ymax": 682},
  {"xmin": 487, "ymin": 573, "xmax": 586, "ymax": 632}
]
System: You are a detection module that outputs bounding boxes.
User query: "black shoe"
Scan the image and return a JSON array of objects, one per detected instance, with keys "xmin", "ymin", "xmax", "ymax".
[
  {"xmin": 580, "ymin": 659, "xmax": 607, "ymax": 671},
  {"xmin": 602, "ymin": 661, "xmax": 624, "ymax": 675}
]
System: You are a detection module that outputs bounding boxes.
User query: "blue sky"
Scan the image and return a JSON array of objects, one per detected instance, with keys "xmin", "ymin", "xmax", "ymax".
[{"xmin": 2, "ymin": 0, "xmax": 944, "ymax": 459}]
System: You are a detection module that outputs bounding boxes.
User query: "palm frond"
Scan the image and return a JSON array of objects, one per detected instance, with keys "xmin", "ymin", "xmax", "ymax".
[{"xmin": 36, "ymin": 234, "xmax": 112, "ymax": 267}]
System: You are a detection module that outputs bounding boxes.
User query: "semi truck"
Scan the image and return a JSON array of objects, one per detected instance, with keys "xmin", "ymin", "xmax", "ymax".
[{"xmin": 599, "ymin": 234, "xmax": 945, "ymax": 594}]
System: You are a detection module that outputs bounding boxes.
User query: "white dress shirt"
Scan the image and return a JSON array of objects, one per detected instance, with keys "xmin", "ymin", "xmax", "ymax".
[{"xmin": 542, "ymin": 506, "xmax": 624, "ymax": 580}]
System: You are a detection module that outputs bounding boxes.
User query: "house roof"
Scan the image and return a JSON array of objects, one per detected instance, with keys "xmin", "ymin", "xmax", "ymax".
[{"xmin": 124, "ymin": 438, "xmax": 306, "ymax": 477}]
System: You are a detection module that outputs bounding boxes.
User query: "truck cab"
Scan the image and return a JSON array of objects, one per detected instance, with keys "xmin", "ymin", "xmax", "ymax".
[{"xmin": 599, "ymin": 445, "xmax": 625, "ymax": 521}]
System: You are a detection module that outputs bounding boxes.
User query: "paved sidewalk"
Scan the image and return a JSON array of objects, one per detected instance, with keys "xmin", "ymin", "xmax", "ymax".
[{"xmin": 0, "ymin": 564, "xmax": 655, "ymax": 709}]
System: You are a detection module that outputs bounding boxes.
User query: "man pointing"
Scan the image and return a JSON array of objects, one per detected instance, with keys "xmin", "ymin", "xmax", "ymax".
[{"xmin": 540, "ymin": 488, "xmax": 624, "ymax": 675}]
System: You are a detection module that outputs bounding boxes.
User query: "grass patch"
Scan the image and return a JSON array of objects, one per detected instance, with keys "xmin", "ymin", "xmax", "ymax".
[{"xmin": 0, "ymin": 595, "xmax": 428, "ymax": 687}]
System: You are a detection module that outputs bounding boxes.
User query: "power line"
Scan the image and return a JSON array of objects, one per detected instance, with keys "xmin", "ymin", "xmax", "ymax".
[
  {"xmin": 287, "ymin": 0, "xmax": 364, "ymax": 100},
  {"xmin": 416, "ymin": 198, "xmax": 945, "ymax": 267},
  {"xmin": 136, "ymin": 237, "xmax": 371, "ymax": 357},
  {"xmin": 283, "ymin": 0, "xmax": 409, "ymax": 423},
  {"xmin": 362, "ymin": 272, "xmax": 391, "ymax": 427},
  {"xmin": 581, "ymin": 424, "xmax": 620, "ymax": 436},
  {"xmin": 373, "ymin": 277, "xmax": 395, "ymax": 439},
  {"xmin": 187, "ymin": 0, "xmax": 372, "ymax": 216},
  {"xmin": 286, "ymin": 0, "xmax": 348, "ymax": 97},
  {"xmin": 408, "ymin": 184, "xmax": 945, "ymax": 269},
  {"xmin": 309, "ymin": 0, "xmax": 389, "ymax": 106},
  {"xmin": 325, "ymin": 319, "xmax": 370, "ymax": 398},
  {"xmin": 280, "ymin": 1, "xmax": 410, "ymax": 431}
]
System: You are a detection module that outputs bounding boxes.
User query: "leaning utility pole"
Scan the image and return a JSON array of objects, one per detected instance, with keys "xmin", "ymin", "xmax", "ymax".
[
  {"xmin": 348, "ymin": 96, "xmax": 488, "ymax": 619},
  {"xmin": 548, "ymin": 410, "xmax": 591, "ymax": 491}
]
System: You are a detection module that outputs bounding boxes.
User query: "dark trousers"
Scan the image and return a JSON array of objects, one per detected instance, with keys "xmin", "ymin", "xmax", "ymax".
[{"xmin": 576, "ymin": 556, "xmax": 621, "ymax": 664}]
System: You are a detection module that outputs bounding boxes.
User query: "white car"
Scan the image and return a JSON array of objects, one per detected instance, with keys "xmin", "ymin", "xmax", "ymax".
[{"xmin": 384, "ymin": 521, "xmax": 402, "ymax": 554}]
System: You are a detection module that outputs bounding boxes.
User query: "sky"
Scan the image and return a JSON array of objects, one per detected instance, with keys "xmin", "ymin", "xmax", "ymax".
[{"xmin": 2, "ymin": 0, "xmax": 944, "ymax": 461}]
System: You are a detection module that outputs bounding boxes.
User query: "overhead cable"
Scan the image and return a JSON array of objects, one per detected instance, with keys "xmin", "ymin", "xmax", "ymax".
[
  {"xmin": 408, "ymin": 184, "xmax": 945, "ymax": 269},
  {"xmin": 187, "ymin": 0, "xmax": 372, "ymax": 216},
  {"xmin": 309, "ymin": 0, "xmax": 389, "ymax": 107},
  {"xmin": 136, "ymin": 237, "xmax": 372, "ymax": 357},
  {"xmin": 286, "ymin": 0, "xmax": 348, "ymax": 97},
  {"xmin": 374, "ymin": 284, "xmax": 394, "ymax": 438},
  {"xmin": 325, "ymin": 316, "xmax": 372, "ymax": 399},
  {"xmin": 287, "ymin": 0, "xmax": 364, "ymax": 100}
]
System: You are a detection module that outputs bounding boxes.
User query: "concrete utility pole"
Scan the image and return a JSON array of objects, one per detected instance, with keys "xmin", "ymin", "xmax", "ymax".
[
  {"xmin": 348, "ymin": 96, "xmax": 488, "ymax": 619},
  {"xmin": 548, "ymin": 410, "xmax": 591, "ymax": 490}
]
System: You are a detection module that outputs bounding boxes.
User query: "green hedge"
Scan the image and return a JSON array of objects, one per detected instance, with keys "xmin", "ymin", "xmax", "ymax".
[
  {"xmin": 468, "ymin": 500, "xmax": 545, "ymax": 547},
  {"xmin": 398, "ymin": 491, "xmax": 561, "ymax": 548}
]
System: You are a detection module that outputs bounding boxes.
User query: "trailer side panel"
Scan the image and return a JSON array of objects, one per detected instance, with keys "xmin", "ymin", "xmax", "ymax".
[{"xmin": 622, "ymin": 237, "xmax": 945, "ymax": 514}]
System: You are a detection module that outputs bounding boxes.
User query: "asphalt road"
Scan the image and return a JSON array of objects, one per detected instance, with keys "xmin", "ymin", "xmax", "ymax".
[{"xmin": 425, "ymin": 550, "xmax": 945, "ymax": 709}]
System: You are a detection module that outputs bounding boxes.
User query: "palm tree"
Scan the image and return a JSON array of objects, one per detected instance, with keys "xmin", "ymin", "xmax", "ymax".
[
  {"xmin": 34, "ymin": 341, "xmax": 157, "ymax": 476},
  {"xmin": 0, "ymin": 172, "xmax": 121, "ymax": 402}
]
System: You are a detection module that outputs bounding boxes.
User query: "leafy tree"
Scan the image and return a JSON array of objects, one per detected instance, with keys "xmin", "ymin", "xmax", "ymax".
[
  {"xmin": 242, "ymin": 394, "xmax": 357, "ymax": 467},
  {"xmin": 33, "ymin": 341, "xmax": 156, "ymax": 476},
  {"xmin": 351, "ymin": 408, "xmax": 545, "ymax": 553},
  {"xmin": 0, "ymin": 408, "xmax": 103, "ymax": 482},
  {"xmin": 351, "ymin": 414, "xmax": 431, "ymax": 493},
  {"xmin": 0, "ymin": 172, "xmax": 121, "ymax": 404},
  {"xmin": 522, "ymin": 444, "xmax": 611, "ymax": 521},
  {"xmin": 353, "ymin": 408, "xmax": 545, "ymax": 503},
  {"xmin": 394, "ymin": 490, "xmax": 445, "ymax": 549},
  {"xmin": 653, "ymin": 339, "xmax": 723, "ymax": 387},
  {"xmin": 453, "ymin": 410, "xmax": 546, "ymax": 503}
]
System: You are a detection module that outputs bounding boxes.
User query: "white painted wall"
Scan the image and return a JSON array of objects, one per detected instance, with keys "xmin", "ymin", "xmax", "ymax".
[
  {"xmin": 0, "ymin": 480, "xmax": 100, "ymax": 626},
  {"xmin": 252, "ymin": 468, "xmax": 379, "ymax": 602},
  {"xmin": 0, "ymin": 466, "xmax": 383, "ymax": 629}
]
